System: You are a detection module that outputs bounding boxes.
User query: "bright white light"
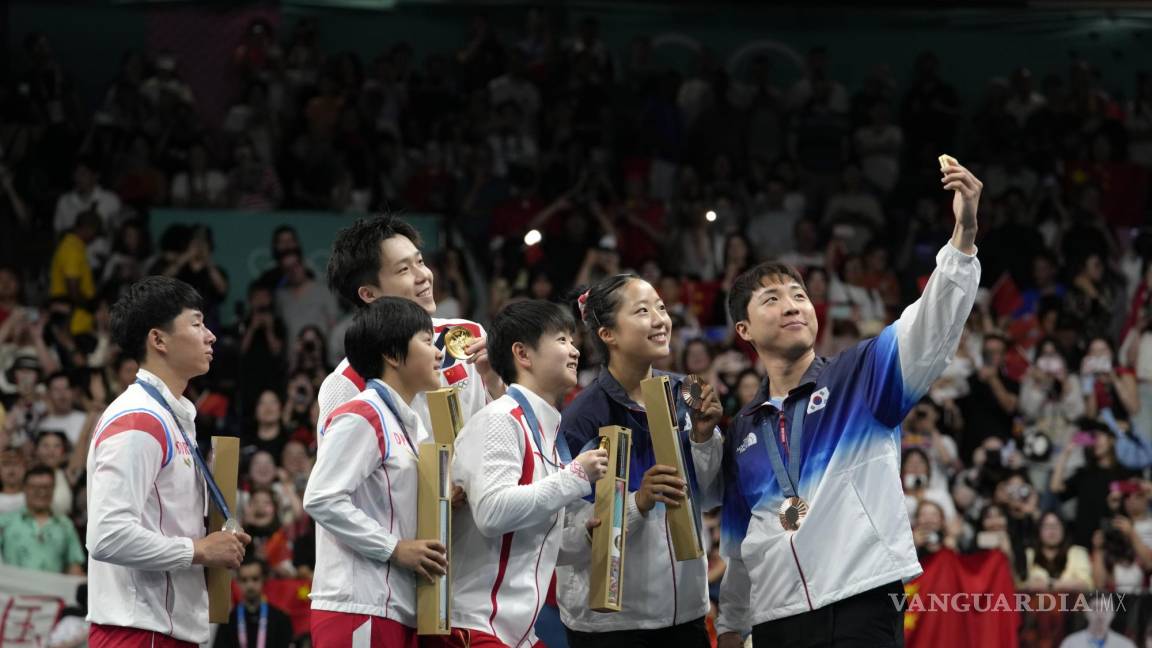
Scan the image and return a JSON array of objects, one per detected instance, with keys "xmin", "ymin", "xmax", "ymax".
[
  {"xmin": 705, "ymin": 210, "xmax": 717, "ymax": 223},
  {"xmin": 524, "ymin": 229, "xmax": 543, "ymax": 246}
]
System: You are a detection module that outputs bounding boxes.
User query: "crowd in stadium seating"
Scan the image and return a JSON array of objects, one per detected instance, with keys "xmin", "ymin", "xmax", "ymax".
[{"xmin": 2, "ymin": 7, "xmax": 1152, "ymax": 646}]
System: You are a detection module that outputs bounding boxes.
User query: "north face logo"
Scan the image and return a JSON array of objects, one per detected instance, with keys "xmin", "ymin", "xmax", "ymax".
[
  {"xmin": 808, "ymin": 387, "xmax": 830, "ymax": 414},
  {"xmin": 737, "ymin": 432, "xmax": 758, "ymax": 454}
]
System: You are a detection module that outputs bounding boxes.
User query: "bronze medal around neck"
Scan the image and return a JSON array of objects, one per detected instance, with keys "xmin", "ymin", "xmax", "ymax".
[{"xmin": 778, "ymin": 496, "xmax": 809, "ymax": 531}]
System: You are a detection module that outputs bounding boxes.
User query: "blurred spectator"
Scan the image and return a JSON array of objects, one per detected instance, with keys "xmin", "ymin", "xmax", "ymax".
[
  {"xmin": 275, "ymin": 248, "xmax": 338, "ymax": 345},
  {"xmin": 0, "ymin": 448, "xmax": 26, "ymax": 513},
  {"xmin": 99, "ymin": 219, "xmax": 152, "ymax": 300},
  {"xmin": 903, "ymin": 447, "xmax": 958, "ymax": 523},
  {"xmin": 33, "ymin": 430, "xmax": 74, "ymax": 517},
  {"xmin": 1020, "ymin": 338, "xmax": 1085, "ymax": 445},
  {"xmin": 170, "ymin": 142, "xmax": 228, "ymax": 208},
  {"xmin": 37, "ymin": 372, "xmax": 86, "ymax": 446},
  {"xmin": 1058, "ymin": 593, "xmax": 1138, "ymax": 648},
  {"xmin": 746, "ymin": 176, "xmax": 802, "ymax": 262},
  {"xmin": 0, "ymin": 163, "xmax": 32, "ymax": 271},
  {"xmin": 1022, "ymin": 511, "xmax": 1093, "ymax": 592},
  {"xmin": 52, "ymin": 158, "xmax": 120, "ymax": 259},
  {"xmin": 228, "ymin": 139, "xmax": 283, "ymax": 210},
  {"xmin": 114, "ymin": 133, "xmax": 167, "ymax": 209},
  {"xmin": 0, "ymin": 466, "xmax": 84, "ymax": 574},
  {"xmin": 48, "ymin": 209, "xmax": 101, "ymax": 336},
  {"xmin": 957, "ymin": 334, "xmax": 1019, "ymax": 464},
  {"xmin": 0, "ymin": 267, "xmax": 22, "ymax": 327},
  {"xmin": 241, "ymin": 450, "xmax": 303, "ymax": 526},
  {"xmin": 1, "ymin": 353, "xmax": 47, "ymax": 449},
  {"xmin": 1052, "ymin": 421, "xmax": 1135, "ymax": 548},
  {"xmin": 1081, "ymin": 336, "xmax": 1139, "ymax": 424},
  {"xmin": 971, "ymin": 502, "xmax": 1016, "ymax": 561},
  {"xmin": 282, "ymin": 370, "xmax": 316, "ymax": 438},
  {"xmin": 913, "ymin": 499, "xmax": 956, "ymax": 558},
  {"xmin": 854, "ymin": 100, "xmax": 902, "ymax": 193},
  {"xmin": 213, "ymin": 557, "xmax": 295, "ymax": 648},
  {"xmin": 245, "ymin": 389, "xmax": 290, "ymax": 462},
  {"xmin": 238, "ymin": 282, "xmax": 288, "ymax": 415},
  {"xmin": 140, "ymin": 52, "xmax": 194, "ymax": 106},
  {"xmin": 255, "ymin": 225, "xmax": 307, "ymax": 290},
  {"xmin": 157, "ymin": 225, "xmax": 229, "ymax": 327},
  {"xmin": 902, "ymin": 399, "xmax": 959, "ymax": 484},
  {"xmin": 1067, "ymin": 254, "xmax": 1119, "ymax": 344},
  {"xmin": 279, "ymin": 439, "xmax": 312, "ymax": 494},
  {"xmin": 290, "ymin": 325, "xmax": 330, "ymax": 382}
]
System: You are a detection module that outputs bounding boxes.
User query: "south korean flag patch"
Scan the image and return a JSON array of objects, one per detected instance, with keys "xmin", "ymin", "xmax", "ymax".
[{"xmin": 807, "ymin": 386, "xmax": 830, "ymax": 414}]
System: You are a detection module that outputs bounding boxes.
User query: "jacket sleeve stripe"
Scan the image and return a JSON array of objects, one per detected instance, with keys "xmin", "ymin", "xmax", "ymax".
[{"xmin": 94, "ymin": 410, "xmax": 172, "ymax": 466}]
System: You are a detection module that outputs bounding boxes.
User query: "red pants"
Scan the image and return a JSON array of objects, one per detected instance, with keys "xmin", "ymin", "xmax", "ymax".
[
  {"xmin": 89, "ymin": 624, "xmax": 196, "ymax": 648},
  {"xmin": 311, "ymin": 610, "xmax": 418, "ymax": 648},
  {"xmin": 421, "ymin": 628, "xmax": 544, "ymax": 648}
]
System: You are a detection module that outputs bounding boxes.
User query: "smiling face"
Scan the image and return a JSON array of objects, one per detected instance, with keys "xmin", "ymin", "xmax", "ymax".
[
  {"xmin": 365, "ymin": 235, "xmax": 435, "ymax": 312},
  {"xmin": 736, "ymin": 277, "xmax": 818, "ymax": 360},
  {"xmin": 522, "ymin": 328, "xmax": 581, "ymax": 395},
  {"xmin": 599, "ymin": 279, "xmax": 672, "ymax": 365}
]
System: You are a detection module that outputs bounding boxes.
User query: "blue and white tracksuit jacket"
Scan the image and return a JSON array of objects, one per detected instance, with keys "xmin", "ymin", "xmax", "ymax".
[{"xmin": 717, "ymin": 243, "xmax": 980, "ymax": 633}]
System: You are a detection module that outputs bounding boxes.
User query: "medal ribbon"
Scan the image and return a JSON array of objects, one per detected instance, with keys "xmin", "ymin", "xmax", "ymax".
[
  {"xmin": 762, "ymin": 397, "xmax": 807, "ymax": 498},
  {"xmin": 367, "ymin": 380, "xmax": 418, "ymax": 453},
  {"xmin": 507, "ymin": 386, "xmax": 572, "ymax": 467},
  {"xmin": 236, "ymin": 601, "xmax": 267, "ymax": 648},
  {"xmin": 135, "ymin": 379, "xmax": 234, "ymax": 522}
]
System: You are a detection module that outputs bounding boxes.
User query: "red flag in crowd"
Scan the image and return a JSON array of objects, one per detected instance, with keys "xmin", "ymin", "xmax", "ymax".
[{"xmin": 904, "ymin": 548, "xmax": 1019, "ymax": 648}]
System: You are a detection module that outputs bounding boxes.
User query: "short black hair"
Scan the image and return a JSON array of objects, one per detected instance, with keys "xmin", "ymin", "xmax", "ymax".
[
  {"xmin": 327, "ymin": 214, "xmax": 422, "ymax": 307},
  {"xmin": 45, "ymin": 371, "xmax": 72, "ymax": 389},
  {"xmin": 727, "ymin": 261, "xmax": 808, "ymax": 323},
  {"xmin": 344, "ymin": 297, "xmax": 433, "ymax": 380},
  {"xmin": 24, "ymin": 465, "xmax": 56, "ymax": 485},
  {"xmin": 572, "ymin": 274, "xmax": 639, "ymax": 363},
  {"xmin": 111, "ymin": 276, "xmax": 204, "ymax": 362},
  {"xmin": 239, "ymin": 552, "xmax": 268, "ymax": 576},
  {"xmin": 489, "ymin": 300, "xmax": 575, "ymax": 386}
]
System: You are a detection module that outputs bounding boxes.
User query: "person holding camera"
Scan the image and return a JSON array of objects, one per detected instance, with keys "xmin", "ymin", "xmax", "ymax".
[
  {"xmin": 957, "ymin": 333, "xmax": 1020, "ymax": 466},
  {"xmin": 1020, "ymin": 339, "xmax": 1085, "ymax": 440},
  {"xmin": 902, "ymin": 447, "xmax": 958, "ymax": 524},
  {"xmin": 1052, "ymin": 420, "xmax": 1137, "ymax": 548},
  {"xmin": 1082, "ymin": 337, "xmax": 1140, "ymax": 423},
  {"xmin": 1022, "ymin": 511, "xmax": 1093, "ymax": 592},
  {"xmin": 238, "ymin": 282, "xmax": 287, "ymax": 417},
  {"xmin": 912, "ymin": 500, "xmax": 956, "ymax": 558},
  {"xmin": 902, "ymin": 398, "xmax": 960, "ymax": 483},
  {"xmin": 970, "ymin": 503, "xmax": 1016, "ymax": 561},
  {"xmin": 1091, "ymin": 481, "xmax": 1152, "ymax": 594}
]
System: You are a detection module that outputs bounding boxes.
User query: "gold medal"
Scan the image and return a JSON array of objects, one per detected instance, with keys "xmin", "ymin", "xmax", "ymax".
[
  {"xmin": 443, "ymin": 327, "xmax": 475, "ymax": 360},
  {"xmin": 680, "ymin": 374, "xmax": 704, "ymax": 412},
  {"xmin": 778, "ymin": 496, "xmax": 809, "ymax": 531}
]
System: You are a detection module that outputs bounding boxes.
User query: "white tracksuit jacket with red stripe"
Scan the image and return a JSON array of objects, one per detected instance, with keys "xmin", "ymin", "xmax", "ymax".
[
  {"xmin": 85, "ymin": 369, "xmax": 208, "ymax": 644},
  {"xmin": 304, "ymin": 379, "xmax": 429, "ymax": 625},
  {"xmin": 450, "ymin": 386, "xmax": 592, "ymax": 648}
]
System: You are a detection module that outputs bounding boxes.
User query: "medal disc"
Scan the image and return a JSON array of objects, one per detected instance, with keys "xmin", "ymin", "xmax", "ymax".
[
  {"xmin": 680, "ymin": 374, "xmax": 704, "ymax": 411},
  {"xmin": 778, "ymin": 496, "xmax": 809, "ymax": 531},
  {"xmin": 444, "ymin": 327, "xmax": 475, "ymax": 360}
]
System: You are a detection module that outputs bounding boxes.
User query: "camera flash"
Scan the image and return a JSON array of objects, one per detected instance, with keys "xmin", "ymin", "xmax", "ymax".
[
  {"xmin": 705, "ymin": 210, "xmax": 717, "ymax": 223},
  {"xmin": 524, "ymin": 229, "xmax": 542, "ymax": 246}
]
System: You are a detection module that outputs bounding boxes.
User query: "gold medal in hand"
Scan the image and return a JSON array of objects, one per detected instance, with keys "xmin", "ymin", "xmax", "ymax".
[{"xmin": 443, "ymin": 327, "xmax": 475, "ymax": 360}]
